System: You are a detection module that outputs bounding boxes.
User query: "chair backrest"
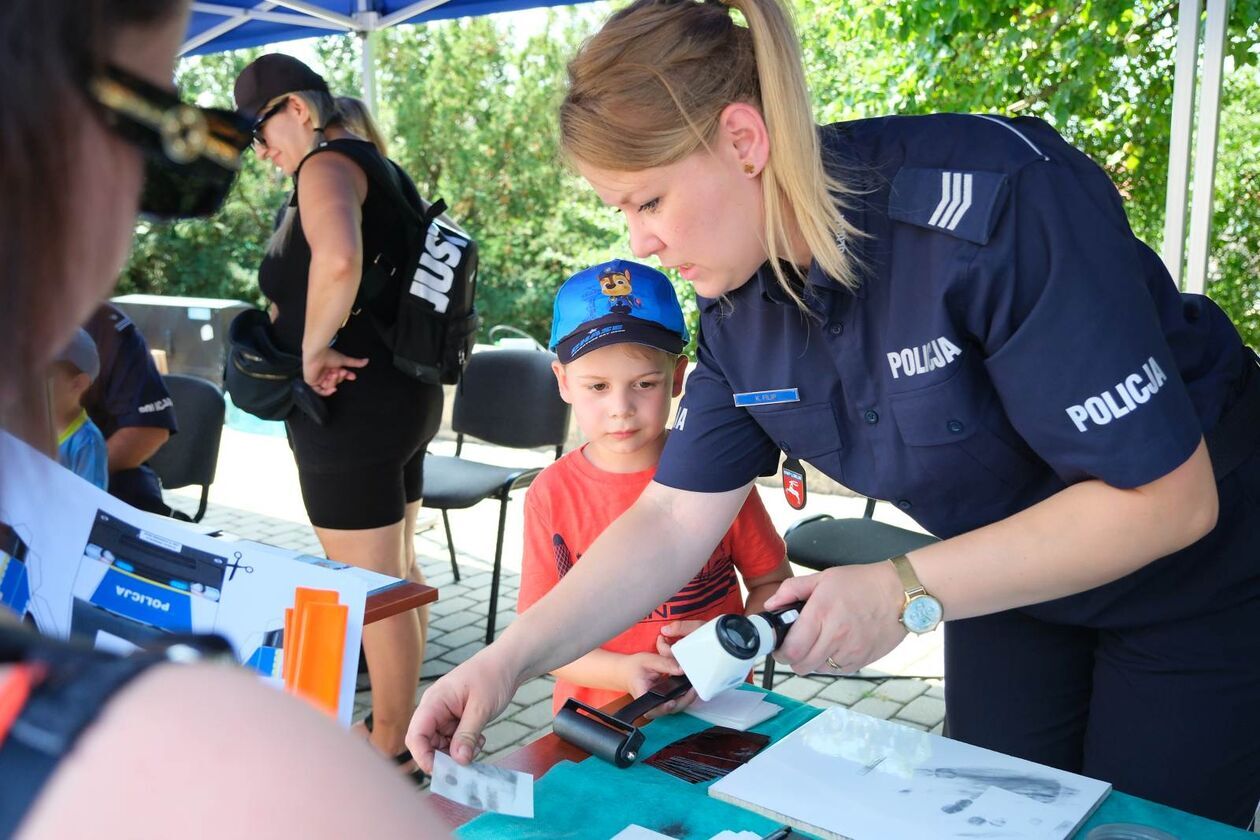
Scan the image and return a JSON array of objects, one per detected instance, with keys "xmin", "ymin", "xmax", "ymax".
[
  {"xmin": 147, "ymin": 374, "xmax": 226, "ymax": 490},
  {"xmin": 452, "ymin": 348, "xmax": 570, "ymax": 450}
]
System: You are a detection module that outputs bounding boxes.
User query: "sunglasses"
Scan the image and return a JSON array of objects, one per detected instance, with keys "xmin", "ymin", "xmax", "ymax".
[
  {"xmin": 251, "ymin": 98, "xmax": 289, "ymax": 149},
  {"xmin": 86, "ymin": 64, "xmax": 252, "ymax": 221}
]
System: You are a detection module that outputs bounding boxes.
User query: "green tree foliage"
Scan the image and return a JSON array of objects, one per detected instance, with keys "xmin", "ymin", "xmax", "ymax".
[
  {"xmin": 1205, "ymin": 60, "xmax": 1260, "ymax": 342},
  {"xmin": 128, "ymin": 1, "xmax": 1257, "ymax": 348},
  {"xmin": 372, "ymin": 12, "xmax": 628, "ymax": 341},
  {"xmin": 121, "ymin": 48, "xmax": 288, "ymax": 306},
  {"xmin": 797, "ymin": 0, "xmax": 1260, "ymax": 343},
  {"xmin": 124, "ymin": 10, "xmax": 630, "ymax": 344}
]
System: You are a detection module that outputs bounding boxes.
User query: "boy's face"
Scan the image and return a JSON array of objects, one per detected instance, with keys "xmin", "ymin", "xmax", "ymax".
[
  {"xmin": 48, "ymin": 362, "xmax": 91, "ymax": 420},
  {"xmin": 553, "ymin": 343, "xmax": 688, "ymax": 469}
]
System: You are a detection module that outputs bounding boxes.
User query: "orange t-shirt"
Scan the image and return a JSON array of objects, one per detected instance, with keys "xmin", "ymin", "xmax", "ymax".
[{"xmin": 517, "ymin": 446, "xmax": 786, "ymax": 715}]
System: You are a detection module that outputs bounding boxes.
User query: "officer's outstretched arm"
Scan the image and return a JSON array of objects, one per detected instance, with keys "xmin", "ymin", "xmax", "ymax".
[
  {"xmin": 512, "ymin": 478, "xmax": 752, "ymax": 671},
  {"xmin": 407, "ymin": 480, "xmax": 752, "ymax": 770}
]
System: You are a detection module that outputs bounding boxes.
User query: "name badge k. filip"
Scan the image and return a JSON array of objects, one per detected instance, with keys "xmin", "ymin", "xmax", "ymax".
[{"xmin": 733, "ymin": 388, "xmax": 800, "ymax": 408}]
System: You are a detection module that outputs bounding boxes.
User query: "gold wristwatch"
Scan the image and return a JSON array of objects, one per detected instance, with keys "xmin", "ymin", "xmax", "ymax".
[{"xmin": 890, "ymin": 554, "xmax": 942, "ymax": 634}]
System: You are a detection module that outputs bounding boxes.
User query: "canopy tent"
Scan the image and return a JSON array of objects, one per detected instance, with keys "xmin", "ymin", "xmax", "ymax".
[
  {"xmin": 182, "ymin": 0, "xmax": 602, "ymax": 112},
  {"xmin": 185, "ymin": 0, "xmax": 1233, "ymax": 295}
]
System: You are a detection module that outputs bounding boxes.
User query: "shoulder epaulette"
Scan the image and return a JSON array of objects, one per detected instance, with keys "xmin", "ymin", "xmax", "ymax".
[{"xmin": 888, "ymin": 168, "xmax": 1010, "ymax": 246}]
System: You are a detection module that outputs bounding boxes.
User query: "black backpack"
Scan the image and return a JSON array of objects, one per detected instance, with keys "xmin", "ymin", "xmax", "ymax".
[{"xmin": 306, "ymin": 140, "xmax": 479, "ymax": 386}]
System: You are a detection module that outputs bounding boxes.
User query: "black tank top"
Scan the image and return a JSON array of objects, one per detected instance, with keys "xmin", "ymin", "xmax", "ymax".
[{"xmin": 257, "ymin": 139, "xmax": 408, "ymax": 378}]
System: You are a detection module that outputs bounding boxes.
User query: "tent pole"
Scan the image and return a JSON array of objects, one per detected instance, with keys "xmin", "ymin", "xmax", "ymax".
[
  {"xmin": 357, "ymin": 28, "xmax": 375, "ymax": 113},
  {"xmin": 1184, "ymin": 0, "xmax": 1229, "ymax": 295},
  {"xmin": 1162, "ymin": 0, "xmax": 1200, "ymax": 287},
  {"xmin": 358, "ymin": 8, "xmax": 380, "ymax": 115}
]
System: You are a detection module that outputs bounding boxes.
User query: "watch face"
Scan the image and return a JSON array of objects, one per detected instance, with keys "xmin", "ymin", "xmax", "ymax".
[{"xmin": 903, "ymin": 594, "xmax": 943, "ymax": 633}]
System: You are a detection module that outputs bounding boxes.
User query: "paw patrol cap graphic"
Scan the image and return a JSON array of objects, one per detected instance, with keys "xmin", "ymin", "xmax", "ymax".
[{"xmin": 550, "ymin": 259, "xmax": 689, "ymax": 364}]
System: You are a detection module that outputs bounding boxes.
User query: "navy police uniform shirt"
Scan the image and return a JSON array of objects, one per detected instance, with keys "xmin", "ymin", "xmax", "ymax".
[
  {"xmin": 84, "ymin": 304, "xmax": 179, "ymax": 511},
  {"xmin": 84, "ymin": 304, "xmax": 179, "ymax": 440},
  {"xmin": 656, "ymin": 114, "xmax": 1250, "ymax": 622}
]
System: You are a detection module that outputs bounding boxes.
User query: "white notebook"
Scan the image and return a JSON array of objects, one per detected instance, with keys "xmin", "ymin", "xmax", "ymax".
[{"xmin": 710, "ymin": 706, "xmax": 1110, "ymax": 840}]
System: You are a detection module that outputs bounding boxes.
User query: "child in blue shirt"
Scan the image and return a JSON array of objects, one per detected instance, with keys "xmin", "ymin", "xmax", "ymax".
[{"xmin": 51, "ymin": 329, "xmax": 108, "ymax": 490}]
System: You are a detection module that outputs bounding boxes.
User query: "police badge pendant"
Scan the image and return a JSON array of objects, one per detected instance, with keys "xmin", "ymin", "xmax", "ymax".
[{"xmin": 782, "ymin": 457, "xmax": 806, "ymax": 510}]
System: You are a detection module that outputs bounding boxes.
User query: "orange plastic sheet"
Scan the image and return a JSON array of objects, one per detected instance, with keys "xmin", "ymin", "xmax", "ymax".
[{"xmin": 283, "ymin": 587, "xmax": 347, "ymax": 717}]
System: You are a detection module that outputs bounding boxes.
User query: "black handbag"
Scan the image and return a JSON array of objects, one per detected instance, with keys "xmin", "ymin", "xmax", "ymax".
[{"xmin": 225, "ymin": 308, "xmax": 328, "ymax": 425}]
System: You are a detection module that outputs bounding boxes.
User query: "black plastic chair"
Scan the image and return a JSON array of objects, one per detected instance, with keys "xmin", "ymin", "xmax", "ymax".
[
  {"xmin": 422, "ymin": 348, "xmax": 571, "ymax": 644},
  {"xmin": 761, "ymin": 497, "xmax": 940, "ymax": 688},
  {"xmin": 148, "ymin": 374, "xmax": 226, "ymax": 523}
]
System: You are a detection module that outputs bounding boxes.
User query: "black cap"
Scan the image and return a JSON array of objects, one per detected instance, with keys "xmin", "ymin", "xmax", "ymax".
[{"xmin": 233, "ymin": 54, "xmax": 329, "ymax": 120}]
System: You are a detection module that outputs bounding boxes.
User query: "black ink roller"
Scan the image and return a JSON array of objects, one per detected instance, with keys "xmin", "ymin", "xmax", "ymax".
[{"xmin": 553, "ymin": 674, "xmax": 691, "ymax": 767}]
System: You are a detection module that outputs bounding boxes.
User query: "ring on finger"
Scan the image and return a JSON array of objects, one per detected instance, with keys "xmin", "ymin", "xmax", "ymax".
[{"xmin": 826, "ymin": 655, "xmax": 843, "ymax": 671}]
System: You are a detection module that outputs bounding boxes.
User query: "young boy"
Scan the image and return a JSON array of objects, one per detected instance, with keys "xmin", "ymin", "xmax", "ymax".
[
  {"xmin": 50, "ymin": 328, "xmax": 108, "ymax": 490},
  {"xmin": 518, "ymin": 260, "xmax": 792, "ymax": 715}
]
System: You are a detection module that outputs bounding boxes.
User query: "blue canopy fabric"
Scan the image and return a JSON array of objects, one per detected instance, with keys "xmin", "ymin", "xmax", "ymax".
[{"xmin": 183, "ymin": 0, "xmax": 598, "ymax": 56}]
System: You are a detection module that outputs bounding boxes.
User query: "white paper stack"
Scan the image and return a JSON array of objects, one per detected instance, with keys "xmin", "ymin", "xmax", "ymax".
[
  {"xmin": 709, "ymin": 705, "xmax": 1111, "ymax": 840},
  {"xmin": 685, "ymin": 688, "xmax": 782, "ymax": 731},
  {"xmin": 610, "ymin": 827, "xmax": 761, "ymax": 840}
]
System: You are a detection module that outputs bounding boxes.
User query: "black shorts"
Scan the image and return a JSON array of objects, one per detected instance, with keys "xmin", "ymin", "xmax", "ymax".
[{"xmin": 287, "ymin": 372, "xmax": 443, "ymax": 530}]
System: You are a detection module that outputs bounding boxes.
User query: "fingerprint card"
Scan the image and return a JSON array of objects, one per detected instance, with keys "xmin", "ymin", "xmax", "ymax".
[{"xmin": 431, "ymin": 751, "xmax": 534, "ymax": 818}]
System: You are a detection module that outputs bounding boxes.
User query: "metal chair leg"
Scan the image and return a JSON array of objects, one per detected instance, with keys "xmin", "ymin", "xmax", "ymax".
[
  {"xmin": 441, "ymin": 510, "xmax": 460, "ymax": 582},
  {"xmin": 193, "ymin": 485, "xmax": 209, "ymax": 523},
  {"xmin": 485, "ymin": 495, "xmax": 510, "ymax": 645},
  {"xmin": 761, "ymin": 654, "xmax": 776, "ymax": 689}
]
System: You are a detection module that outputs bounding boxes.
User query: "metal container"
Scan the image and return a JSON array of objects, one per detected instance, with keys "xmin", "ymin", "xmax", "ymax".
[{"xmin": 111, "ymin": 294, "xmax": 252, "ymax": 387}]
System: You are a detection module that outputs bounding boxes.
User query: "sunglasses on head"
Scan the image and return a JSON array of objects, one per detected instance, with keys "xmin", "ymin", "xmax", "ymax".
[
  {"xmin": 86, "ymin": 64, "xmax": 252, "ymax": 221},
  {"xmin": 251, "ymin": 98, "xmax": 289, "ymax": 149}
]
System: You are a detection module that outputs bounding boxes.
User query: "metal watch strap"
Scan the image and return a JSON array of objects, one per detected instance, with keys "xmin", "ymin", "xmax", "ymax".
[{"xmin": 890, "ymin": 554, "xmax": 926, "ymax": 599}]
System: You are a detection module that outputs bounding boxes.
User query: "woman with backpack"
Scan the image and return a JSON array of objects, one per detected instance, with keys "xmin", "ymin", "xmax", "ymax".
[{"xmin": 235, "ymin": 54, "xmax": 443, "ymax": 779}]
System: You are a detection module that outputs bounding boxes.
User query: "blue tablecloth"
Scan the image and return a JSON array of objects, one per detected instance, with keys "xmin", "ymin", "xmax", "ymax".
[{"xmin": 458, "ymin": 688, "xmax": 1253, "ymax": 839}]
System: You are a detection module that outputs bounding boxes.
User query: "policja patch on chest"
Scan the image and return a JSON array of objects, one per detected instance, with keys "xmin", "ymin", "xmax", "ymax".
[{"xmin": 888, "ymin": 168, "xmax": 1010, "ymax": 245}]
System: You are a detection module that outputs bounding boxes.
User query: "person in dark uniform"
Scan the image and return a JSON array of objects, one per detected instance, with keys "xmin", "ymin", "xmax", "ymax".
[
  {"xmin": 408, "ymin": 0, "xmax": 1260, "ymax": 827},
  {"xmin": 83, "ymin": 302, "xmax": 179, "ymax": 515},
  {"xmin": 233, "ymin": 55, "xmax": 443, "ymax": 773}
]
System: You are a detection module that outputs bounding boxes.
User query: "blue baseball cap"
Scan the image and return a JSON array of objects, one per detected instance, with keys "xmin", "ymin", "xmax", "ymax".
[{"xmin": 549, "ymin": 260, "xmax": 689, "ymax": 364}]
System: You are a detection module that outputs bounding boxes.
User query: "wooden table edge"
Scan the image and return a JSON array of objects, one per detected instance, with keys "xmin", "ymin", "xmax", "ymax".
[{"xmin": 365, "ymin": 581, "xmax": 438, "ymax": 624}]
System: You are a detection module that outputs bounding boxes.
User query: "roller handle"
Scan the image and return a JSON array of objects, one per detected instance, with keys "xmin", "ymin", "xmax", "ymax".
[{"xmin": 612, "ymin": 674, "xmax": 691, "ymax": 724}]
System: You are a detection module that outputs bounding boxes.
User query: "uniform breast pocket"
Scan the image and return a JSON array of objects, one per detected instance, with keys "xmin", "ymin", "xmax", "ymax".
[
  {"xmin": 749, "ymin": 401, "xmax": 843, "ymax": 461},
  {"xmin": 890, "ymin": 365, "xmax": 1039, "ymax": 490}
]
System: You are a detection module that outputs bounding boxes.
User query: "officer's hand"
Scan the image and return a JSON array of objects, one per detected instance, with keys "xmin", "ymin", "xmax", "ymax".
[
  {"xmin": 763, "ymin": 564, "xmax": 907, "ymax": 676},
  {"xmin": 303, "ymin": 346, "xmax": 368, "ymax": 396},
  {"xmin": 405, "ymin": 648, "xmax": 518, "ymax": 772}
]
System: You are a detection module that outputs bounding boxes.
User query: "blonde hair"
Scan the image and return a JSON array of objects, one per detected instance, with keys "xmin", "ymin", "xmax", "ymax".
[
  {"xmin": 559, "ymin": 0, "xmax": 861, "ymax": 305},
  {"xmin": 266, "ymin": 88, "xmax": 342, "ymax": 256},
  {"xmin": 335, "ymin": 96, "xmax": 389, "ymax": 156}
]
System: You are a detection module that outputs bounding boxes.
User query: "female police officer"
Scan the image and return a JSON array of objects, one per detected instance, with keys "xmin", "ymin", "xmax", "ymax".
[{"xmin": 408, "ymin": 0, "xmax": 1260, "ymax": 825}]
